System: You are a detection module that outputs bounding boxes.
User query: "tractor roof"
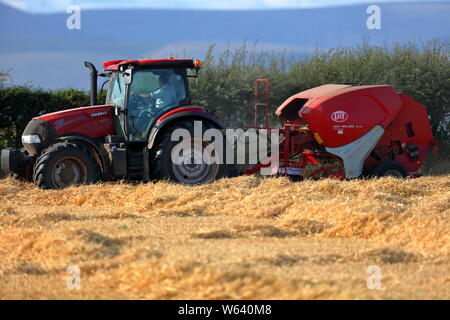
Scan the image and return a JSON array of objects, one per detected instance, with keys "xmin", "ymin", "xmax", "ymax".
[{"xmin": 103, "ymin": 58, "xmax": 197, "ymax": 71}]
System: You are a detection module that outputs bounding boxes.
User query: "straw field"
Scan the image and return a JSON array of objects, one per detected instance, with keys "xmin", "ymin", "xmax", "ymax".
[{"xmin": 0, "ymin": 175, "xmax": 448, "ymax": 299}]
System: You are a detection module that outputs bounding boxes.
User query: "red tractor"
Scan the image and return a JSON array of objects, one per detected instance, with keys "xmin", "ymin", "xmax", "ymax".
[{"xmin": 1, "ymin": 58, "xmax": 232, "ymax": 188}]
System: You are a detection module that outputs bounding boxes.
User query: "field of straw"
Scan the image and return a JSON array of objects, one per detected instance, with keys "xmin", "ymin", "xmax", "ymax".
[{"xmin": 0, "ymin": 175, "xmax": 448, "ymax": 299}]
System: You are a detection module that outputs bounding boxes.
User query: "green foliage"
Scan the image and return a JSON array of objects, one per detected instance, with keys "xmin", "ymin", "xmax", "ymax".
[
  {"xmin": 0, "ymin": 40, "xmax": 448, "ymax": 152},
  {"xmin": 0, "ymin": 87, "xmax": 106, "ymax": 148},
  {"xmin": 190, "ymin": 40, "xmax": 449, "ymax": 147}
]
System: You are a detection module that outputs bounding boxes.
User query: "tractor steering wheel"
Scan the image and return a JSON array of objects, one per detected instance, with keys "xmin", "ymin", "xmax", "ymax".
[{"xmin": 129, "ymin": 91, "xmax": 149, "ymax": 110}]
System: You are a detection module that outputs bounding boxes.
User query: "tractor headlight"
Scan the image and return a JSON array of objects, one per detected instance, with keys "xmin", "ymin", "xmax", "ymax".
[{"xmin": 22, "ymin": 134, "xmax": 41, "ymax": 144}]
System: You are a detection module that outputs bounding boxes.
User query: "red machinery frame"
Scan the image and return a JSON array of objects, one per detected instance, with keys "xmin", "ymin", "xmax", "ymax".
[{"xmin": 243, "ymin": 79, "xmax": 345, "ymax": 179}]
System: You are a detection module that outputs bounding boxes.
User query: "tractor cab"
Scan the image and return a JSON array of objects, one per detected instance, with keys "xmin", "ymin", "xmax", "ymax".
[{"xmin": 102, "ymin": 59, "xmax": 200, "ymax": 142}]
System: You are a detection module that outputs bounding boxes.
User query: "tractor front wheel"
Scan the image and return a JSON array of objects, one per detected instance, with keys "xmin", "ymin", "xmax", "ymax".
[
  {"xmin": 33, "ymin": 142, "xmax": 99, "ymax": 189},
  {"xmin": 7, "ymin": 147, "xmax": 34, "ymax": 181}
]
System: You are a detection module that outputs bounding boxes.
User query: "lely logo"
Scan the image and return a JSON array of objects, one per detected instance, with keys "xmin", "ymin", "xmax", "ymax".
[{"xmin": 331, "ymin": 111, "xmax": 348, "ymax": 122}]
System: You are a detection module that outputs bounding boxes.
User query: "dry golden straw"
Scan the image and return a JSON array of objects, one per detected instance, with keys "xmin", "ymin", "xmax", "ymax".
[{"xmin": 0, "ymin": 175, "xmax": 448, "ymax": 299}]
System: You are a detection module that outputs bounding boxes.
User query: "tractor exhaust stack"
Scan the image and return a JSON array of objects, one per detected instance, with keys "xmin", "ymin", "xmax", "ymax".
[{"xmin": 84, "ymin": 61, "xmax": 98, "ymax": 106}]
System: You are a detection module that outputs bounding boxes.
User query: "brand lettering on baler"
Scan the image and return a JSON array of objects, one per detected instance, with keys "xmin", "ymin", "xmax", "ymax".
[{"xmin": 331, "ymin": 111, "xmax": 348, "ymax": 122}]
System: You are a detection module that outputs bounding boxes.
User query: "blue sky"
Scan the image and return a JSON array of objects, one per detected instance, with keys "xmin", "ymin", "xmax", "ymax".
[{"xmin": 0, "ymin": 0, "xmax": 446, "ymax": 13}]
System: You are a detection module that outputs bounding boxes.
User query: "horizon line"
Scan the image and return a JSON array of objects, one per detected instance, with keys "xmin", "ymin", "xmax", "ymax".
[{"xmin": 0, "ymin": 0, "xmax": 447, "ymax": 15}]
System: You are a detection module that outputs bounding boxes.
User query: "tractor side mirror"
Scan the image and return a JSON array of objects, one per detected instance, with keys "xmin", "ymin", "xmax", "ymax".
[
  {"xmin": 123, "ymin": 67, "xmax": 133, "ymax": 85},
  {"xmin": 114, "ymin": 105, "xmax": 124, "ymax": 116}
]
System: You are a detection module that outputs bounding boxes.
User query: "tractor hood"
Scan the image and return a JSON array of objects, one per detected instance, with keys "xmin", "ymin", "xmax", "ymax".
[{"xmin": 22, "ymin": 105, "xmax": 113, "ymax": 155}]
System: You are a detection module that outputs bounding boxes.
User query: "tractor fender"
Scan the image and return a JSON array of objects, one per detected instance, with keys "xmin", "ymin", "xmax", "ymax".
[
  {"xmin": 147, "ymin": 108, "xmax": 226, "ymax": 150},
  {"xmin": 56, "ymin": 134, "xmax": 110, "ymax": 177}
]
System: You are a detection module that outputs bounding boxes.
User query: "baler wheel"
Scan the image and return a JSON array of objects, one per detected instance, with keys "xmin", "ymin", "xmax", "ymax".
[
  {"xmin": 33, "ymin": 141, "xmax": 99, "ymax": 189},
  {"xmin": 372, "ymin": 160, "xmax": 408, "ymax": 178}
]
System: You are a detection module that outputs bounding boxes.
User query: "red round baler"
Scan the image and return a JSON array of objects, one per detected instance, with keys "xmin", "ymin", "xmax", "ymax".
[{"xmin": 249, "ymin": 84, "xmax": 437, "ymax": 179}]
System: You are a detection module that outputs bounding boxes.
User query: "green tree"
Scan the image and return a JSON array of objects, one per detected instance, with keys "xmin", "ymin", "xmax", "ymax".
[
  {"xmin": 190, "ymin": 40, "xmax": 449, "ymax": 148},
  {"xmin": 0, "ymin": 40, "xmax": 448, "ymax": 156}
]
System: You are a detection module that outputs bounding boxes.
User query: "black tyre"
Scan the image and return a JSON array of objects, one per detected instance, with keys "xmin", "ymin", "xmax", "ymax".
[
  {"xmin": 7, "ymin": 147, "xmax": 33, "ymax": 181},
  {"xmin": 150, "ymin": 120, "xmax": 232, "ymax": 184},
  {"xmin": 33, "ymin": 141, "xmax": 99, "ymax": 189},
  {"xmin": 372, "ymin": 160, "xmax": 408, "ymax": 178}
]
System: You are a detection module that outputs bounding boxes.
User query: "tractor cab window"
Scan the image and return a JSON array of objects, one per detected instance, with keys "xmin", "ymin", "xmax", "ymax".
[
  {"xmin": 127, "ymin": 68, "xmax": 188, "ymax": 141},
  {"xmin": 107, "ymin": 72, "xmax": 126, "ymax": 109}
]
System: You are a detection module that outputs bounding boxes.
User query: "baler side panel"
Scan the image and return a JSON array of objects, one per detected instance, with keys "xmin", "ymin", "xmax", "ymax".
[
  {"xmin": 371, "ymin": 93, "xmax": 434, "ymax": 173},
  {"xmin": 326, "ymin": 125, "xmax": 385, "ymax": 178},
  {"xmin": 300, "ymin": 86, "xmax": 402, "ymax": 148}
]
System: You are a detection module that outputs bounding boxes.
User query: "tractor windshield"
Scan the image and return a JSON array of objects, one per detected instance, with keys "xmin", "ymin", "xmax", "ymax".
[
  {"xmin": 127, "ymin": 68, "xmax": 188, "ymax": 140},
  {"xmin": 106, "ymin": 72, "xmax": 126, "ymax": 108}
]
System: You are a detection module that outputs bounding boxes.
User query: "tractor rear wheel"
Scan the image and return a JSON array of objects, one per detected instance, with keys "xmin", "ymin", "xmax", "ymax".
[
  {"xmin": 150, "ymin": 120, "xmax": 229, "ymax": 184},
  {"xmin": 372, "ymin": 160, "xmax": 408, "ymax": 178},
  {"xmin": 33, "ymin": 141, "xmax": 99, "ymax": 189}
]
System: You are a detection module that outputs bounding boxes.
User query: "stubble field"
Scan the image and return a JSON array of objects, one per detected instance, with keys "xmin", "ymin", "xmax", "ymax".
[{"xmin": 0, "ymin": 175, "xmax": 448, "ymax": 299}]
